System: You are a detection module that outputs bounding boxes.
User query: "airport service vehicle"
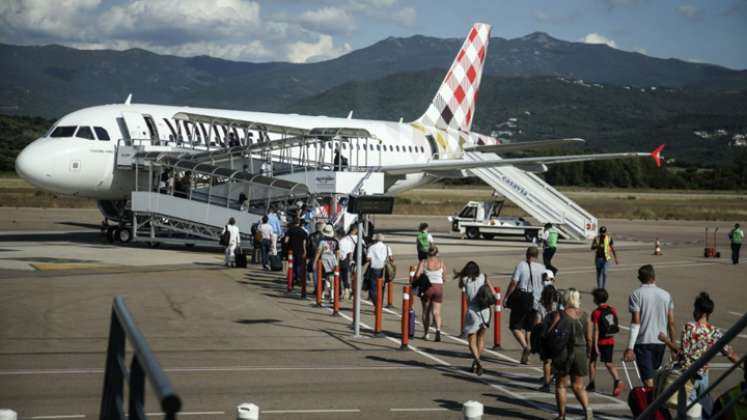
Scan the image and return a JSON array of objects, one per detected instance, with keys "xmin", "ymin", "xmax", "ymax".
[
  {"xmin": 14, "ymin": 22, "xmax": 665, "ymax": 245},
  {"xmin": 449, "ymin": 200, "xmax": 541, "ymax": 242}
]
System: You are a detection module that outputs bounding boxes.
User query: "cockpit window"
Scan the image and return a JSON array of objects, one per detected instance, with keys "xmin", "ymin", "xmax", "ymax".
[
  {"xmin": 50, "ymin": 126, "xmax": 77, "ymax": 137},
  {"xmin": 94, "ymin": 127, "xmax": 111, "ymax": 141},
  {"xmin": 75, "ymin": 126, "xmax": 95, "ymax": 140}
]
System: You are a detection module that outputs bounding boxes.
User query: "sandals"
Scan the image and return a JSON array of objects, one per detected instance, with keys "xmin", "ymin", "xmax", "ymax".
[{"xmin": 475, "ymin": 361, "xmax": 484, "ymax": 376}]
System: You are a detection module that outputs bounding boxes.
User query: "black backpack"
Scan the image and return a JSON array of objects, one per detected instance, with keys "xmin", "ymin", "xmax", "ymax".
[
  {"xmin": 598, "ymin": 306, "xmax": 620, "ymax": 337},
  {"xmin": 542, "ymin": 311, "xmax": 574, "ymax": 359}
]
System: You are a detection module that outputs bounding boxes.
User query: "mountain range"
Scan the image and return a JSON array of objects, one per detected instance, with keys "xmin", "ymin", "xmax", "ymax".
[{"xmin": 1, "ymin": 32, "xmax": 746, "ymax": 165}]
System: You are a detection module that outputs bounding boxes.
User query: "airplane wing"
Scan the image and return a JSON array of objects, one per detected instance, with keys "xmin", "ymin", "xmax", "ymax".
[
  {"xmin": 382, "ymin": 144, "xmax": 666, "ymax": 175},
  {"xmin": 173, "ymin": 112, "xmax": 372, "ymax": 139},
  {"xmin": 465, "ymin": 138, "xmax": 585, "ymax": 153}
]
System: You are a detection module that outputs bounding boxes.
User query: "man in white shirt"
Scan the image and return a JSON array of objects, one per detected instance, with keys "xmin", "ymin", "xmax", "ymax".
[
  {"xmin": 504, "ymin": 246, "xmax": 546, "ymax": 364},
  {"xmin": 223, "ymin": 217, "xmax": 241, "ymax": 268},
  {"xmin": 258, "ymin": 215, "xmax": 274, "ymax": 271},
  {"xmin": 338, "ymin": 224, "xmax": 359, "ymax": 300},
  {"xmin": 366, "ymin": 233, "xmax": 393, "ymax": 307}
]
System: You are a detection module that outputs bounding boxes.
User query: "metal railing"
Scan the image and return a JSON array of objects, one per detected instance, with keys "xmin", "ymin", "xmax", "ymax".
[
  {"xmin": 638, "ymin": 312, "xmax": 747, "ymax": 419},
  {"xmin": 99, "ymin": 296, "xmax": 181, "ymax": 420}
]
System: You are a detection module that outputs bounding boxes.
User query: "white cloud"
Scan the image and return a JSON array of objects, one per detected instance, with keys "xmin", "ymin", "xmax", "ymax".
[
  {"xmin": 676, "ymin": 4, "xmax": 700, "ymax": 18},
  {"xmin": 299, "ymin": 7, "xmax": 356, "ymax": 34},
  {"xmin": 391, "ymin": 7, "xmax": 416, "ymax": 26},
  {"xmin": 635, "ymin": 47, "xmax": 648, "ymax": 55},
  {"xmin": 287, "ymin": 33, "xmax": 351, "ymax": 63},
  {"xmin": 580, "ymin": 32, "xmax": 617, "ymax": 48}
]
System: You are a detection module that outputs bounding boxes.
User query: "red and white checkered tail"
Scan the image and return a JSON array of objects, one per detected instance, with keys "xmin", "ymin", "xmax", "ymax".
[{"xmin": 417, "ymin": 23, "xmax": 491, "ymax": 132}]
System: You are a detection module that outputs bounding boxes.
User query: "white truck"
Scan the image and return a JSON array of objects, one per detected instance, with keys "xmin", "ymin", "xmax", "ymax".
[{"xmin": 448, "ymin": 200, "xmax": 542, "ymax": 242}]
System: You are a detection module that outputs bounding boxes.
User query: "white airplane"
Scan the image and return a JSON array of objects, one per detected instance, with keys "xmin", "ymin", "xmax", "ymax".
[{"xmin": 15, "ymin": 23, "xmax": 664, "ymax": 225}]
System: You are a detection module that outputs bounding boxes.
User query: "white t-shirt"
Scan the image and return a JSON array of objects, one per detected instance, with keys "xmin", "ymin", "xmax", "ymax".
[
  {"xmin": 367, "ymin": 241, "xmax": 392, "ymax": 269},
  {"xmin": 259, "ymin": 223, "xmax": 273, "ymax": 240},
  {"xmin": 225, "ymin": 224, "xmax": 240, "ymax": 246},
  {"xmin": 339, "ymin": 234, "xmax": 358, "ymax": 260}
]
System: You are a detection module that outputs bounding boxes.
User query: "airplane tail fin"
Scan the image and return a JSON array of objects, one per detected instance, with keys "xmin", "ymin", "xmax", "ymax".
[{"xmin": 416, "ymin": 23, "xmax": 491, "ymax": 132}]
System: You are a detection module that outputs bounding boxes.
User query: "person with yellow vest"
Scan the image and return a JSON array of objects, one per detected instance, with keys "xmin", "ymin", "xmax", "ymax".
[
  {"xmin": 590, "ymin": 226, "xmax": 618, "ymax": 289},
  {"xmin": 729, "ymin": 223, "xmax": 744, "ymax": 265}
]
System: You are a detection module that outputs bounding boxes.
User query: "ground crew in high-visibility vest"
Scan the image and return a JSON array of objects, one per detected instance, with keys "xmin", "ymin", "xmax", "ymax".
[
  {"xmin": 729, "ymin": 223, "xmax": 744, "ymax": 265},
  {"xmin": 542, "ymin": 223, "xmax": 559, "ymax": 275},
  {"xmin": 590, "ymin": 226, "xmax": 618, "ymax": 289}
]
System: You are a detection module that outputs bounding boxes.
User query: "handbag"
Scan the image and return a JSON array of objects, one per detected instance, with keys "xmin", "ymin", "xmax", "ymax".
[
  {"xmin": 384, "ymin": 247, "xmax": 396, "ymax": 283},
  {"xmin": 219, "ymin": 225, "xmax": 230, "ymax": 246},
  {"xmin": 654, "ymin": 364, "xmax": 694, "ymax": 411},
  {"xmin": 476, "ymin": 283, "xmax": 497, "ymax": 310},
  {"xmin": 411, "ymin": 273, "xmax": 431, "ymax": 297},
  {"xmin": 507, "ymin": 260, "xmax": 535, "ymax": 311}
]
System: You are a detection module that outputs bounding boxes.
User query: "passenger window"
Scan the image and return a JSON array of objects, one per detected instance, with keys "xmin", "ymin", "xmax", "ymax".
[
  {"xmin": 376, "ymin": 144, "xmax": 380, "ymax": 151},
  {"xmin": 94, "ymin": 127, "xmax": 111, "ymax": 141},
  {"xmin": 50, "ymin": 126, "xmax": 77, "ymax": 137},
  {"xmin": 75, "ymin": 126, "xmax": 95, "ymax": 140}
]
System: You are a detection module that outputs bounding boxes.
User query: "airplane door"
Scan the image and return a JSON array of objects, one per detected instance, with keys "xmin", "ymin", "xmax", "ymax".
[{"xmin": 121, "ymin": 111, "xmax": 149, "ymax": 140}]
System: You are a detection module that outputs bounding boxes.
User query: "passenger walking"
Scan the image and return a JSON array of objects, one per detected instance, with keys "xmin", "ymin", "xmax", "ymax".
[
  {"xmin": 284, "ymin": 218, "xmax": 308, "ymax": 287},
  {"xmin": 551, "ymin": 288, "xmax": 593, "ymax": 420},
  {"xmin": 307, "ymin": 221, "xmax": 325, "ymax": 293},
  {"xmin": 505, "ymin": 246, "xmax": 546, "ymax": 364},
  {"xmin": 267, "ymin": 206, "xmax": 284, "ymax": 238},
  {"xmin": 415, "ymin": 246, "xmax": 447, "ymax": 341},
  {"xmin": 623, "ymin": 264, "xmax": 676, "ymax": 387},
  {"xmin": 457, "ymin": 261, "xmax": 493, "ymax": 375},
  {"xmin": 416, "ymin": 223, "xmax": 434, "ymax": 261},
  {"xmin": 366, "ymin": 234, "xmax": 393, "ymax": 308},
  {"xmin": 658, "ymin": 292, "xmax": 742, "ymax": 418},
  {"xmin": 222, "ymin": 217, "xmax": 240, "ymax": 268},
  {"xmin": 728, "ymin": 223, "xmax": 744, "ymax": 264},
  {"xmin": 338, "ymin": 224, "xmax": 359, "ymax": 300},
  {"xmin": 587, "ymin": 288, "xmax": 625, "ymax": 396},
  {"xmin": 258, "ymin": 216, "xmax": 273, "ymax": 271},
  {"xmin": 538, "ymin": 284, "xmax": 561, "ymax": 392},
  {"xmin": 590, "ymin": 226, "xmax": 618, "ymax": 289},
  {"xmin": 313, "ymin": 225, "xmax": 340, "ymax": 303},
  {"xmin": 542, "ymin": 223, "xmax": 559, "ymax": 275}
]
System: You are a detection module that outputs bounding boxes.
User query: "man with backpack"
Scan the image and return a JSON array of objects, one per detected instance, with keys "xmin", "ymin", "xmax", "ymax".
[
  {"xmin": 624, "ymin": 264, "xmax": 676, "ymax": 387},
  {"xmin": 313, "ymin": 224, "xmax": 340, "ymax": 304},
  {"xmin": 505, "ymin": 246, "xmax": 546, "ymax": 365},
  {"xmin": 588, "ymin": 288, "xmax": 624, "ymax": 396}
]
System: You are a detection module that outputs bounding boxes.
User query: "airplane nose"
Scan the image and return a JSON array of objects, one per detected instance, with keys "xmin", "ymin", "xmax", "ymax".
[
  {"xmin": 15, "ymin": 138, "xmax": 55, "ymax": 189},
  {"xmin": 15, "ymin": 142, "xmax": 37, "ymax": 182}
]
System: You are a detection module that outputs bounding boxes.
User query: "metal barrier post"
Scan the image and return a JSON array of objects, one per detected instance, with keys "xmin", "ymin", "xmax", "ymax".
[
  {"xmin": 301, "ymin": 257, "xmax": 307, "ymax": 299},
  {"xmin": 315, "ymin": 260, "xmax": 323, "ymax": 306},
  {"xmin": 460, "ymin": 290, "xmax": 468, "ymax": 338},
  {"xmin": 286, "ymin": 250, "xmax": 294, "ymax": 292},
  {"xmin": 375, "ymin": 277, "xmax": 384, "ymax": 336},
  {"xmin": 333, "ymin": 266, "xmax": 340, "ymax": 316},
  {"xmin": 99, "ymin": 307, "xmax": 125, "ymax": 419},
  {"xmin": 400, "ymin": 285, "xmax": 411, "ymax": 350},
  {"xmin": 386, "ymin": 279, "xmax": 394, "ymax": 308},
  {"xmin": 493, "ymin": 287, "xmax": 502, "ymax": 349}
]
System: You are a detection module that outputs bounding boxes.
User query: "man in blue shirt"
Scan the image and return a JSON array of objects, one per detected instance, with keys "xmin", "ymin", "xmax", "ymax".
[{"xmin": 267, "ymin": 206, "xmax": 284, "ymax": 237}]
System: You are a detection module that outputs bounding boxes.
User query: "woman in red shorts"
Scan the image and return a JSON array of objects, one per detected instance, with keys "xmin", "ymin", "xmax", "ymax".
[{"xmin": 415, "ymin": 246, "xmax": 447, "ymax": 341}]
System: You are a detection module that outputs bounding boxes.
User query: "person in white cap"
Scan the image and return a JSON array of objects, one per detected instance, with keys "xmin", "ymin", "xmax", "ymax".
[
  {"xmin": 366, "ymin": 233, "xmax": 393, "ymax": 308},
  {"xmin": 313, "ymin": 224, "xmax": 340, "ymax": 303}
]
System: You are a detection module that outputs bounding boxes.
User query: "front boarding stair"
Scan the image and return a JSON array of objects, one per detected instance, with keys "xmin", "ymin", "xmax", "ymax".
[{"xmin": 464, "ymin": 151, "xmax": 597, "ymax": 241}]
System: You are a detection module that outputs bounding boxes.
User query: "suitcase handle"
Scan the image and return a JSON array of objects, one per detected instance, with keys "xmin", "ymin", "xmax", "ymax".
[{"xmin": 621, "ymin": 360, "xmax": 642, "ymax": 389}]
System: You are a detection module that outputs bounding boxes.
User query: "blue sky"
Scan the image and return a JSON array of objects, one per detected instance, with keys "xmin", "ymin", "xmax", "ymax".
[{"xmin": 1, "ymin": 0, "xmax": 746, "ymax": 68}]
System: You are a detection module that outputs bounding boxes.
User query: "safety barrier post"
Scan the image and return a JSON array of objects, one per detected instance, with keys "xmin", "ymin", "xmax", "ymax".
[
  {"xmin": 460, "ymin": 290, "xmax": 468, "ymax": 337},
  {"xmin": 400, "ymin": 285, "xmax": 411, "ymax": 350},
  {"xmin": 374, "ymin": 277, "xmax": 384, "ymax": 336},
  {"xmin": 333, "ymin": 266, "xmax": 341, "ymax": 316},
  {"xmin": 315, "ymin": 260, "xmax": 323, "ymax": 306},
  {"xmin": 351, "ymin": 271, "xmax": 357, "ymax": 301},
  {"xmin": 386, "ymin": 279, "xmax": 394, "ymax": 308},
  {"xmin": 493, "ymin": 287, "xmax": 502, "ymax": 349},
  {"xmin": 286, "ymin": 250, "xmax": 294, "ymax": 292},
  {"xmin": 301, "ymin": 257, "xmax": 307, "ymax": 299}
]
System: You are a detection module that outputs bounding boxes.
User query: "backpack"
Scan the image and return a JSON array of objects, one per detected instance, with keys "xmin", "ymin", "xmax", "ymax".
[
  {"xmin": 598, "ymin": 306, "xmax": 620, "ymax": 337},
  {"xmin": 219, "ymin": 225, "xmax": 230, "ymax": 246},
  {"xmin": 542, "ymin": 311, "xmax": 574, "ymax": 359},
  {"xmin": 416, "ymin": 231, "xmax": 430, "ymax": 251},
  {"xmin": 251, "ymin": 223, "xmax": 261, "ymax": 243},
  {"xmin": 320, "ymin": 238, "xmax": 338, "ymax": 274}
]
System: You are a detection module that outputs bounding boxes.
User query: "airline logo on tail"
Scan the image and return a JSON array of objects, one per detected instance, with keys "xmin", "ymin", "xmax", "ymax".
[{"xmin": 418, "ymin": 23, "xmax": 491, "ymax": 132}]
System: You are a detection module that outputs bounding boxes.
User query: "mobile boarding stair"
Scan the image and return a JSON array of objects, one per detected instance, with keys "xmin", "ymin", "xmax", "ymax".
[
  {"xmin": 464, "ymin": 151, "xmax": 597, "ymax": 241},
  {"xmin": 124, "ymin": 151, "xmax": 310, "ymax": 247}
]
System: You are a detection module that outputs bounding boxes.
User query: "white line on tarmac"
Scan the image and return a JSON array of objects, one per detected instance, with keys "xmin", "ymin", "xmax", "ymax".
[
  {"xmin": 23, "ymin": 416, "xmax": 85, "ymax": 420},
  {"xmin": 0, "ymin": 365, "xmax": 421, "ymax": 376},
  {"xmin": 146, "ymin": 412, "xmax": 224, "ymax": 416},
  {"xmin": 262, "ymin": 409, "xmax": 361, "ymax": 414},
  {"xmin": 389, "ymin": 407, "xmax": 450, "ymax": 412},
  {"xmin": 730, "ymin": 311, "xmax": 744, "ymax": 317}
]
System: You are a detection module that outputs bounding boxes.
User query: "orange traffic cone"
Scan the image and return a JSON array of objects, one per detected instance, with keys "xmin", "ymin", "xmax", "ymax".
[{"xmin": 654, "ymin": 238, "xmax": 663, "ymax": 256}]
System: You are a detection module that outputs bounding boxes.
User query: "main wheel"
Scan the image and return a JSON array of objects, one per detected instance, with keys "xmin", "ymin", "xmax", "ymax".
[
  {"xmin": 482, "ymin": 233, "xmax": 495, "ymax": 240},
  {"xmin": 106, "ymin": 226, "xmax": 117, "ymax": 243},
  {"xmin": 117, "ymin": 227, "xmax": 133, "ymax": 243},
  {"xmin": 466, "ymin": 227, "xmax": 480, "ymax": 240}
]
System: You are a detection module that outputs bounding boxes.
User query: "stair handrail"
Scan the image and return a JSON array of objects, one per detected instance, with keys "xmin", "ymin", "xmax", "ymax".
[{"xmin": 637, "ymin": 311, "xmax": 747, "ymax": 419}]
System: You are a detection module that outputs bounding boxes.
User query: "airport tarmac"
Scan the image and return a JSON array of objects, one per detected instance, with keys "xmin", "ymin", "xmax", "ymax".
[{"xmin": 0, "ymin": 208, "xmax": 745, "ymax": 419}]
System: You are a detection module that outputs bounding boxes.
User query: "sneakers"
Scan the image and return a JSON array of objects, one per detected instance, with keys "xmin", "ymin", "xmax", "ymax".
[
  {"xmin": 520, "ymin": 347, "xmax": 530, "ymax": 365},
  {"xmin": 613, "ymin": 379, "xmax": 625, "ymax": 397},
  {"xmin": 435, "ymin": 330, "xmax": 442, "ymax": 342},
  {"xmin": 586, "ymin": 381, "xmax": 596, "ymax": 393},
  {"xmin": 344, "ymin": 289, "xmax": 351, "ymax": 300},
  {"xmin": 585, "ymin": 407, "xmax": 593, "ymax": 420}
]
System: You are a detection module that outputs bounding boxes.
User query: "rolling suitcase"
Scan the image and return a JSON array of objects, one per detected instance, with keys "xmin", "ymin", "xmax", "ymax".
[
  {"xmin": 408, "ymin": 306, "xmax": 416, "ymax": 338},
  {"xmin": 269, "ymin": 254, "xmax": 283, "ymax": 272},
  {"xmin": 623, "ymin": 361, "xmax": 672, "ymax": 420},
  {"xmin": 235, "ymin": 248, "xmax": 247, "ymax": 268}
]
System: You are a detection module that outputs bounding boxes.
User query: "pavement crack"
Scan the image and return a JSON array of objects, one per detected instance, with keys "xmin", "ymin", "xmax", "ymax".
[{"xmin": 159, "ymin": 287, "xmax": 186, "ymax": 318}]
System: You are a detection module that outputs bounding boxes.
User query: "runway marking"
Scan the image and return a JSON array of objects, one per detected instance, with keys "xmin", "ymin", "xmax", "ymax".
[
  {"xmin": 262, "ymin": 409, "xmax": 361, "ymax": 414},
  {"xmin": 558, "ymin": 260, "xmax": 719, "ymax": 276},
  {"xmin": 0, "ymin": 365, "xmax": 421, "ymax": 376},
  {"xmin": 389, "ymin": 407, "xmax": 450, "ymax": 412},
  {"xmin": 146, "ymin": 411, "xmax": 224, "ymax": 416},
  {"xmin": 23, "ymin": 416, "xmax": 86, "ymax": 420},
  {"xmin": 730, "ymin": 311, "xmax": 744, "ymax": 317}
]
